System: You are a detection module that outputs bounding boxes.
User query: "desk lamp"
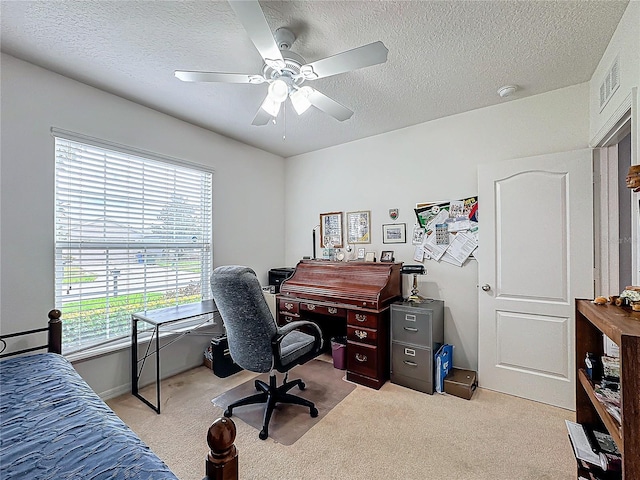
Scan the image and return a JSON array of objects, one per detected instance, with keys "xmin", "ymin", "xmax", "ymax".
[{"xmin": 400, "ymin": 264, "xmax": 426, "ymax": 302}]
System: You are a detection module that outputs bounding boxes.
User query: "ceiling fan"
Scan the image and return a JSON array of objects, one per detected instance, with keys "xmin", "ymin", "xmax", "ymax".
[{"xmin": 174, "ymin": 0, "xmax": 388, "ymax": 125}]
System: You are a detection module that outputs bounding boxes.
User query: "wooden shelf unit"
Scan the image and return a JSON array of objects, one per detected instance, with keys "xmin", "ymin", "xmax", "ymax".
[{"xmin": 575, "ymin": 299, "xmax": 640, "ymax": 479}]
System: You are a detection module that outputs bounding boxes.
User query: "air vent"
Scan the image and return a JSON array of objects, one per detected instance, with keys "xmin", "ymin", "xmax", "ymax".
[{"xmin": 599, "ymin": 56, "xmax": 620, "ymax": 112}]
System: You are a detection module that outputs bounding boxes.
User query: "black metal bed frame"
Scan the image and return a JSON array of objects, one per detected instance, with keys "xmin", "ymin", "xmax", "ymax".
[{"xmin": 0, "ymin": 309, "xmax": 62, "ymax": 358}]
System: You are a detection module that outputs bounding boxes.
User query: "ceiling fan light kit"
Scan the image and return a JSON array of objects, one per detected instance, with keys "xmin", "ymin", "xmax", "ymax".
[
  {"xmin": 174, "ymin": 0, "xmax": 388, "ymax": 126},
  {"xmin": 290, "ymin": 87, "xmax": 313, "ymax": 115},
  {"xmin": 260, "ymin": 95, "xmax": 282, "ymax": 117}
]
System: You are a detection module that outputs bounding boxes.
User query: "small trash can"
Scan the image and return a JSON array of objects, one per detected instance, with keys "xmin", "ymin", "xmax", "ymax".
[{"xmin": 331, "ymin": 336, "xmax": 347, "ymax": 370}]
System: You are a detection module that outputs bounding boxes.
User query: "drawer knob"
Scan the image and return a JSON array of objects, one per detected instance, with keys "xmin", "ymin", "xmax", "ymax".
[
  {"xmin": 355, "ymin": 353, "xmax": 367, "ymax": 362},
  {"xmin": 355, "ymin": 314, "xmax": 367, "ymax": 322},
  {"xmin": 284, "ymin": 302, "xmax": 294, "ymax": 310},
  {"xmin": 328, "ymin": 307, "xmax": 338, "ymax": 314},
  {"xmin": 306, "ymin": 304, "xmax": 316, "ymax": 310},
  {"xmin": 354, "ymin": 329, "xmax": 367, "ymax": 340}
]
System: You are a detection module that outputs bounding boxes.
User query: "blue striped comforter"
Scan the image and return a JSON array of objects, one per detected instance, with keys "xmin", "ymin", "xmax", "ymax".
[{"xmin": 0, "ymin": 353, "xmax": 178, "ymax": 479}]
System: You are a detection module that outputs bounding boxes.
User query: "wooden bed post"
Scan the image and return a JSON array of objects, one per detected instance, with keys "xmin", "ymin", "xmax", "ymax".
[
  {"xmin": 204, "ymin": 417, "xmax": 238, "ymax": 480},
  {"xmin": 48, "ymin": 309, "xmax": 62, "ymax": 354}
]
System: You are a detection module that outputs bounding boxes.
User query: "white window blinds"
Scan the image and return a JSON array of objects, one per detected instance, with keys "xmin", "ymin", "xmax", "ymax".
[{"xmin": 54, "ymin": 134, "xmax": 213, "ymax": 354}]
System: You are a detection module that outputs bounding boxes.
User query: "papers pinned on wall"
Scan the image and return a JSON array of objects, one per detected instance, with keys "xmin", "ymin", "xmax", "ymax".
[{"xmin": 413, "ymin": 197, "xmax": 478, "ymax": 267}]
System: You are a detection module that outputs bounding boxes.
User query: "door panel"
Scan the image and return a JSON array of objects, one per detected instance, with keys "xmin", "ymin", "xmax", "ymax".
[
  {"xmin": 478, "ymin": 149, "xmax": 593, "ymax": 409},
  {"xmin": 496, "ymin": 311, "xmax": 569, "ymax": 378},
  {"xmin": 497, "ymin": 171, "xmax": 568, "ymax": 302}
]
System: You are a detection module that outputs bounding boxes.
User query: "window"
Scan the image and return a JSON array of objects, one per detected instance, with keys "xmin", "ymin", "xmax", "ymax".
[{"xmin": 54, "ymin": 133, "xmax": 213, "ymax": 354}]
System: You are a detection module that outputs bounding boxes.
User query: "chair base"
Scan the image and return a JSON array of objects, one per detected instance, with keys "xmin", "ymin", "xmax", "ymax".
[{"xmin": 223, "ymin": 374, "xmax": 318, "ymax": 440}]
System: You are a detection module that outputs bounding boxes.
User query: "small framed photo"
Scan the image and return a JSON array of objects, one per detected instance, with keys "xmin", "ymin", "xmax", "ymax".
[
  {"xmin": 365, "ymin": 251, "xmax": 375, "ymax": 262},
  {"xmin": 357, "ymin": 247, "xmax": 366, "ymax": 260},
  {"xmin": 382, "ymin": 223, "xmax": 406, "ymax": 244},
  {"xmin": 380, "ymin": 250, "xmax": 394, "ymax": 262}
]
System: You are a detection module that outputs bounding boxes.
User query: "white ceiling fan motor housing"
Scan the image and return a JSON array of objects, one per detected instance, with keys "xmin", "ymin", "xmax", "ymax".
[{"xmin": 274, "ymin": 28, "xmax": 296, "ymax": 50}]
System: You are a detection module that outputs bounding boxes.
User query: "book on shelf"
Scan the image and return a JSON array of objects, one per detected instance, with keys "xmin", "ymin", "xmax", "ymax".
[
  {"xmin": 587, "ymin": 429, "xmax": 620, "ymax": 456},
  {"xmin": 566, "ymin": 421, "xmax": 622, "ymax": 474},
  {"xmin": 593, "ymin": 383, "xmax": 621, "ymax": 423}
]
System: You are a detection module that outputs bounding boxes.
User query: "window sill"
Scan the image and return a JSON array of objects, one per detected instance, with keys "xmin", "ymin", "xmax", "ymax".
[{"xmin": 65, "ymin": 319, "xmax": 223, "ymax": 363}]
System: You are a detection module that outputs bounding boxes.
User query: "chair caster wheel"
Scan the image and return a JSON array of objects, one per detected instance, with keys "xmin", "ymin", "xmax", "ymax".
[
  {"xmin": 310, "ymin": 407, "xmax": 318, "ymax": 418},
  {"xmin": 223, "ymin": 408, "xmax": 232, "ymax": 417},
  {"xmin": 298, "ymin": 381, "xmax": 306, "ymax": 391},
  {"xmin": 259, "ymin": 429, "xmax": 268, "ymax": 440}
]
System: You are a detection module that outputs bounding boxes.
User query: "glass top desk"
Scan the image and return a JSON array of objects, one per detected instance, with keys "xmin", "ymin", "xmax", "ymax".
[{"xmin": 131, "ymin": 299, "xmax": 222, "ymax": 413}]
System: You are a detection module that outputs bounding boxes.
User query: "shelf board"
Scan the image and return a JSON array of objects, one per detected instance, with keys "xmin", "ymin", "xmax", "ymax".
[
  {"xmin": 578, "ymin": 368, "xmax": 622, "ymax": 451},
  {"xmin": 576, "ymin": 300, "xmax": 640, "ymax": 346}
]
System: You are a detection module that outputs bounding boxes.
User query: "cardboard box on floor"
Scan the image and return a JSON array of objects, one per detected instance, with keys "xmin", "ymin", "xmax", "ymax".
[{"xmin": 444, "ymin": 367, "xmax": 477, "ymax": 400}]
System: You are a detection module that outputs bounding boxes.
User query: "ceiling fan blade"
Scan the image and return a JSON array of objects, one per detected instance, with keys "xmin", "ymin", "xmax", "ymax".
[
  {"xmin": 252, "ymin": 105, "xmax": 273, "ymax": 126},
  {"xmin": 307, "ymin": 89, "xmax": 354, "ymax": 121},
  {"xmin": 300, "ymin": 41, "xmax": 388, "ymax": 80},
  {"xmin": 175, "ymin": 70, "xmax": 264, "ymax": 84},
  {"xmin": 228, "ymin": 0, "xmax": 285, "ymax": 70}
]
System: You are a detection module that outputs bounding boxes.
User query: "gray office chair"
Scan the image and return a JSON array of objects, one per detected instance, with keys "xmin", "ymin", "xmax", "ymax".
[{"xmin": 210, "ymin": 265, "xmax": 323, "ymax": 440}]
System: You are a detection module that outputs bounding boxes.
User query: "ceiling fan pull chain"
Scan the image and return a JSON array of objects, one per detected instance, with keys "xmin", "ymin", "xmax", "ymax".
[{"xmin": 282, "ymin": 103, "xmax": 286, "ymax": 141}]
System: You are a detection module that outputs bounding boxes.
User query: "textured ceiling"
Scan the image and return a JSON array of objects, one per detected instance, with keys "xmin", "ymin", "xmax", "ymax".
[{"xmin": 0, "ymin": 0, "xmax": 629, "ymax": 158}]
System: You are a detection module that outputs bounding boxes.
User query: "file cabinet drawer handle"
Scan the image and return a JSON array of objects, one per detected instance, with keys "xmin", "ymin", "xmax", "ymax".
[
  {"xmin": 403, "ymin": 360, "xmax": 418, "ymax": 367},
  {"xmin": 403, "ymin": 327, "xmax": 418, "ymax": 332},
  {"xmin": 355, "ymin": 353, "xmax": 367, "ymax": 362}
]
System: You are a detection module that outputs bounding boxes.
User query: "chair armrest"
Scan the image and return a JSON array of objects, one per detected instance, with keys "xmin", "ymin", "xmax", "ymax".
[
  {"xmin": 277, "ymin": 320, "xmax": 322, "ymax": 339},
  {"xmin": 271, "ymin": 320, "xmax": 323, "ymax": 372}
]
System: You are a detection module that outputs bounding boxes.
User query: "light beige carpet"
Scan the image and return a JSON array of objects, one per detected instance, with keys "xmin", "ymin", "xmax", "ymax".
[
  {"xmin": 212, "ymin": 359, "xmax": 356, "ymax": 445},
  {"xmin": 108, "ymin": 356, "xmax": 577, "ymax": 480}
]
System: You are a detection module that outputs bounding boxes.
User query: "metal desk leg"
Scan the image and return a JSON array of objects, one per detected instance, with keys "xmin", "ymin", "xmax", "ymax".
[
  {"xmin": 155, "ymin": 324, "xmax": 161, "ymax": 414},
  {"xmin": 132, "ymin": 316, "xmax": 138, "ymax": 396},
  {"xmin": 132, "ymin": 319, "xmax": 161, "ymax": 414}
]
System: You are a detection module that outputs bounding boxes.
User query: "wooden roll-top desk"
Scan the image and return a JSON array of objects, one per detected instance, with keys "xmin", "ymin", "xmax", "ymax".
[{"xmin": 277, "ymin": 260, "xmax": 402, "ymax": 389}]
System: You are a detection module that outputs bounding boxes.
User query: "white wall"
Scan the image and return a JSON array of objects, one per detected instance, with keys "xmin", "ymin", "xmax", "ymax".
[
  {"xmin": 284, "ymin": 83, "xmax": 590, "ymax": 371},
  {"xmin": 0, "ymin": 53, "xmax": 286, "ymax": 397},
  {"xmin": 588, "ymin": 0, "xmax": 639, "ymax": 284},
  {"xmin": 589, "ymin": 0, "xmax": 639, "ymax": 146}
]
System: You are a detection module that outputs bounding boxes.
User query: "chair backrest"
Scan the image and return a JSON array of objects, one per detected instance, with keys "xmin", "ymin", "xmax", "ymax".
[{"xmin": 210, "ymin": 266, "xmax": 278, "ymax": 373}]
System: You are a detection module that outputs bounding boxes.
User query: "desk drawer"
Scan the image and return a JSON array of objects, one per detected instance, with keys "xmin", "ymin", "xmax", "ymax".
[
  {"xmin": 278, "ymin": 299, "xmax": 299, "ymax": 315},
  {"xmin": 347, "ymin": 311, "xmax": 379, "ymax": 329},
  {"xmin": 300, "ymin": 302, "xmax": 346, "ymax": 317},
  {"xmin": 391, "ymin": 308, "xmax": 432, "ymax": 346},
  {"xmin": 347, "ymin": 342, "xmax": 378, "ymax": 379},
  {"xmin": 347, "ymin": 325, "xmax": 377, "ymax": 346},
  {"xmin": 391, "ymin": 343, "xmax": 433, "ymax": 383}
]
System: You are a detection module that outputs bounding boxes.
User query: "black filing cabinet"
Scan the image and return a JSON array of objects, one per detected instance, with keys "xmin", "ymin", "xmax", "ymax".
[{"xmin": 390, "ymin": 300, "xmax": 444, "ymax": 394}]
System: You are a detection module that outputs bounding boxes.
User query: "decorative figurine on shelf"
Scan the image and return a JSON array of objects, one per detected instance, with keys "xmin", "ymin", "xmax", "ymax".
[{"xmin": 620, "ymin": 287, "xmax": 640, "ymax": 311}]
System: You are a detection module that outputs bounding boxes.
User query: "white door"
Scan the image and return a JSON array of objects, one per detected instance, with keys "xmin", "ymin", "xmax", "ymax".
[{"xmin": 478, "ymin": 149, "xmax": 593, "ymax": 409}]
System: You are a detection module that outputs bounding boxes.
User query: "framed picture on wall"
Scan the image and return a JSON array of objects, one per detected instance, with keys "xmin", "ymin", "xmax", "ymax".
[
  {"xmin": 346, "ymin": 210, "xmax": 371, "ymax": 244},
  {"xmin": 320, "ymin": 212, "xmax": 343, "ymax": 248},
  {"xmin": 380, "ymin": 250, "xmax": 394, "ymax": 262},
  {"xmin": 382, "ymin": 223, "xmax": 406, "ymax": 244}
]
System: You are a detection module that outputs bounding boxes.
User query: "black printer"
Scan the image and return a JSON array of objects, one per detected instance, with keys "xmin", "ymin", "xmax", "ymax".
[{"xmin": 268, "ymin": 267, "xmax": 295, "ymax": 293}]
